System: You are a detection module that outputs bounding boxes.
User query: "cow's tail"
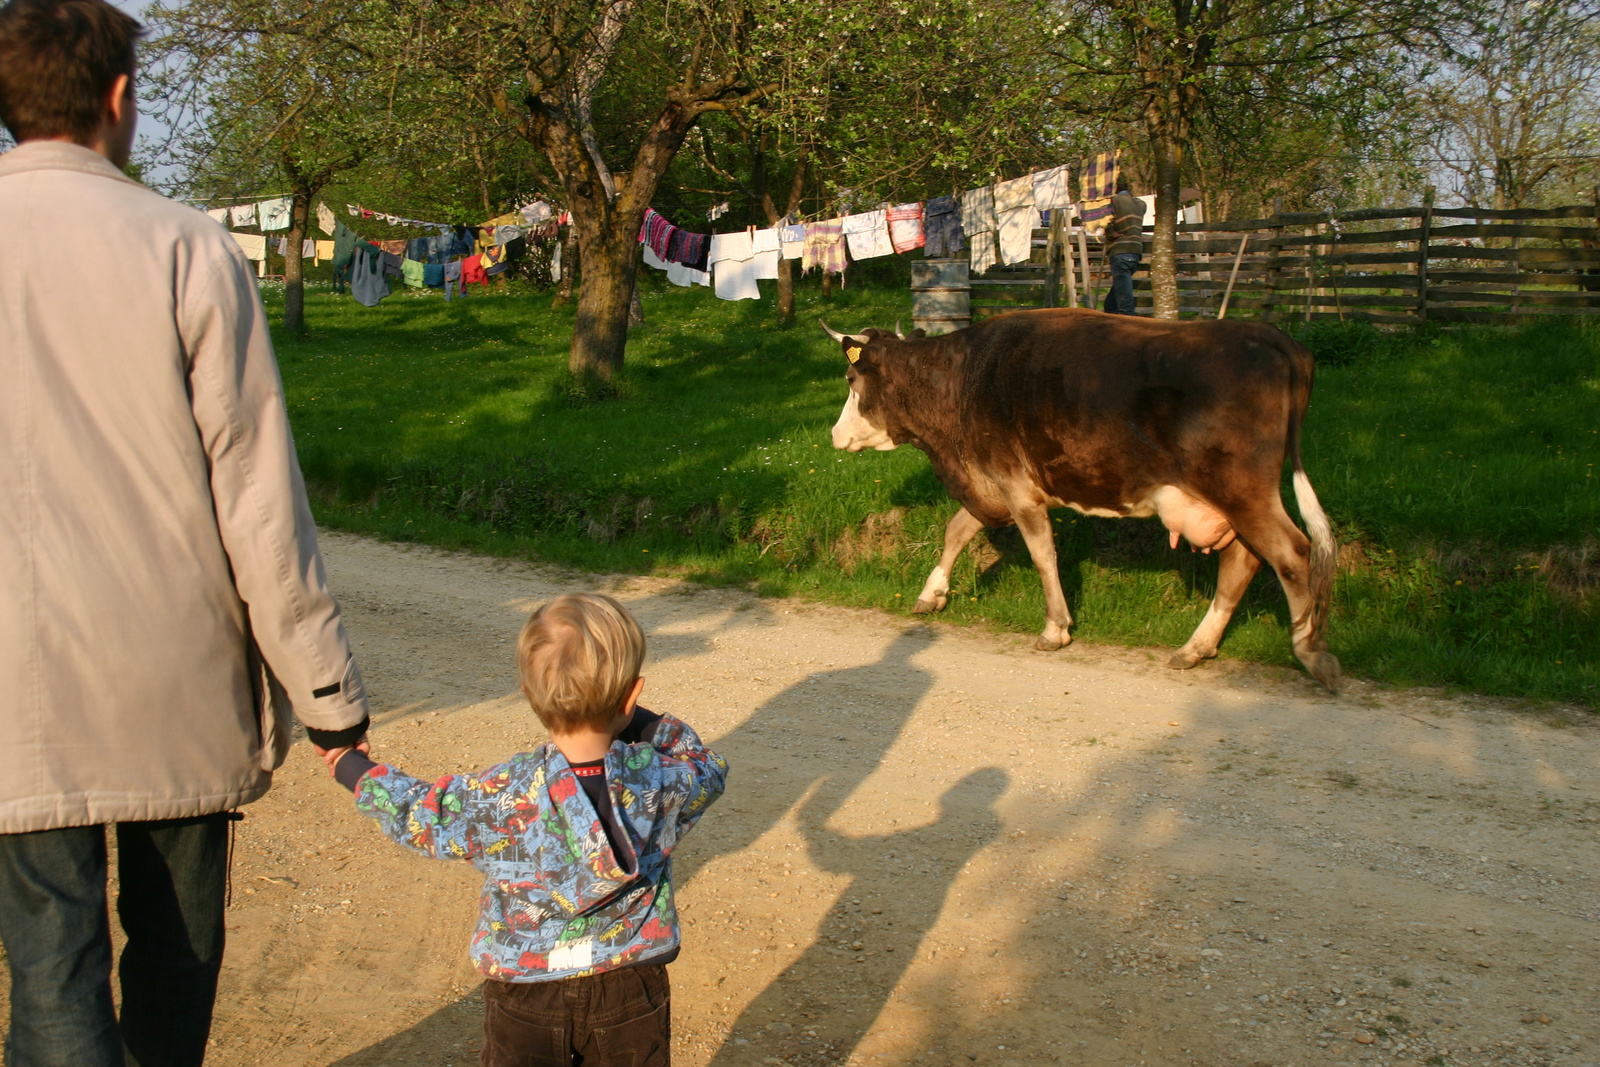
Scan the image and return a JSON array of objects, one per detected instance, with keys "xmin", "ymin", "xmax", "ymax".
[{"xmin": 1286, "ymin": 341, "xmax": 1335, "ymax": 660}]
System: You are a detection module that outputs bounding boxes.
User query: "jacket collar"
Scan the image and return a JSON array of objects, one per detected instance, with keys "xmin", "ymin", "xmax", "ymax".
[{"xmin": 0, "ymin": 140, "xmax": 145, "ymax": 189}]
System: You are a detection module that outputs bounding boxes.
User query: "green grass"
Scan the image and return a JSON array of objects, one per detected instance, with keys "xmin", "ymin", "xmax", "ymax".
[{"xmin": 268, "ymin": 275, "xmax": 1599, "ymax": 709}]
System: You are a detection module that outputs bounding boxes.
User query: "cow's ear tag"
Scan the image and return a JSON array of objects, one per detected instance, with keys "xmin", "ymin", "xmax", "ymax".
[{"xmin": 846, "ymin": 345, "xmax": 862, "ymax": 364}]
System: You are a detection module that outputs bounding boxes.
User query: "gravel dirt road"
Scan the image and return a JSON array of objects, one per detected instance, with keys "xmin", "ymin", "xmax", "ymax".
[{"xmin": 3, "ymin": 533, "xmax": 1597, "ymax": 1067}]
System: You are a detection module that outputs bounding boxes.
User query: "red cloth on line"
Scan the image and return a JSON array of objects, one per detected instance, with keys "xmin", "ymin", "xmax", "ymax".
[
  {"xmin": 886, "ymin": 202, "xmax": 925, "ymax": 253},
  {"xmin": 462, "ymin": 255, "xmax": 489, "ymax": 287}
]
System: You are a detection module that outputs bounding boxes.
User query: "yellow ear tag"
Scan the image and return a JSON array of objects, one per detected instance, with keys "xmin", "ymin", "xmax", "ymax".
[{"xmin": 846, "ymin": 345, "xmax": 862, "ymax": 364}]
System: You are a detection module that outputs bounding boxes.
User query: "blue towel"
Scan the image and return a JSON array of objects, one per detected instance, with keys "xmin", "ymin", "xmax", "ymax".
[{"xmin": 423, "ymin": 262, "xmax": 444, "ymax": 287}]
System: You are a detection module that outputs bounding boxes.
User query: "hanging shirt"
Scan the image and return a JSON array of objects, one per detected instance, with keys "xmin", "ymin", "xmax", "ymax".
[
  {"xmin": 519, "ymin": 200, "xmax": 552, "ymax": 226},
  {"xmin": 994, "ymin": 175, "xmax": 1034, "ymax": 214},
  {"xmin": 996, "ymin": 203, "xmax": 1034, "ymax": 266},
  {"xmin": 801, "ymin": 219, "xmax": 847, "ymax": 275},
  {"xmin": 751, "ymin": 228, "xmax": 780, "ymax": 255},
  {"xmin": 1032, "ymin": 165, "xmax": 1073, "ymax": 212},
  {"xmin": 351, "ymin": 244, "xmax": 391, "ymax": 307},
  {"xmin": 205, "ymin": 206, "xmax": 229, "ymax": 225},
  {"xmin": 230, "ymin": 202, "xmax": 257, "ymax": 228},
  {"xmin": 922, "ymin": 195, "xmax": 963, "ymax": 257},
  {"xmin": 713, "ymin": 256, "xmax": 762, "ymax": 301},
  {"xmin": 960, "ymin": 186, "xmax": 996, "ymax": 235},
  {"xmin": 316, "ymin": 201, "xmax": 336, "ymax": 236},
  {"xmin": 842, "ymin": 210, "xmax": 893, "ymax": 260},
  {"xmin": 258, "ymin": 197, "xmax": 292, "ymax": 231},
  {"xmin": 402, "ymin": 258, "xmax": 426, "ymax": 288},
  {"xmin": 779, "ymin": 224, "xmax": 806, "ymax": 260},
  {"xmin": 968, "ymin": 230, "xmax": 997, "ymax": 275},
  {"xmin": 707, "ymin": 230, "xmax": 753, "ymax": 267},
  {"xmin": 885, "ymin": 203, "xmax": 924, "ymax": 254},
  {"xmin": 315, "ymin": 239, "xmax": 335, "ymax": 262}
]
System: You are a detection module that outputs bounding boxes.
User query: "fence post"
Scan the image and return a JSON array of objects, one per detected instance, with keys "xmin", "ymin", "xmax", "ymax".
[
  {"xmin": 1417, "ymin": 186, "xmax": 1433, "ymax": 323},
  {"xmin": 1077, "ymin": 220, "xmax": 1097, "ymax": 309},
  {"xmin": 1062, "ymin": 216, "xmax": 1080, "ymax": 308},
  {"xmin": 1044, "ymin": 211, "xmax": 1063, "ymax": 308},
  {"xmin": 1264, "ymin": 195, "xmax": 1284, "ymax": 322}
]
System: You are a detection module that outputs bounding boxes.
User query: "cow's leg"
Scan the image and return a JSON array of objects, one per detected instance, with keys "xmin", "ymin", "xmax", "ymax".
[
  {"xmin": 1011, "ymin": 504, "xmax": 1074, "ymax": 651},
  {"xmin": 913, "ymin": 507, "xmax": 984, "ymax": 613},
  {"xmin": 1230, "ymin": 504, "xmax": 1342, "ymax": 691},
  {"xmin": 1169, "ymin": 539, "xmax": 1262, "ymax": 669}
]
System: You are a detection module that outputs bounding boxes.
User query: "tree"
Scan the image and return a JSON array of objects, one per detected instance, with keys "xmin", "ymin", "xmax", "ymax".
[
  {"xmin": 1422, "ymin": 0, "xmax": 1600, "ymax": 209},
  {"xmin": 1048, "ymin": 0, "xmax": 1449, "ymax": 317},
  {"xmin": 140, "ymin": 0, "xmax": 389, "ymax": 334}
]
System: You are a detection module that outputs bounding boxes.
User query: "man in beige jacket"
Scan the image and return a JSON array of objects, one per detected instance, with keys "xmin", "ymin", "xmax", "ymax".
[{"xmin": 0, "ymin": 1, "xmax": 370, "ymax": 1063}]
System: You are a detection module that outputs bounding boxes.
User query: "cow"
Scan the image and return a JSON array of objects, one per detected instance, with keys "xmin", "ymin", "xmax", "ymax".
[{"xmin": 822, "ymin": 309, "xmax": 1340, "ymax": 691}]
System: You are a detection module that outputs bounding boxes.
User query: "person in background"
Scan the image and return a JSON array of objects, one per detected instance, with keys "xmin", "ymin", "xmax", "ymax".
[
  {"xmin": 0, "ymin": 1, "xmax": 370, "ymax": 1064},
  {"xmin": 1104, "ymin": 178, "xmax": 1148, "ymax": 315},
  {"xmin": 318, "ymin": 593, "xmax": 728, "ymax": 1067}
]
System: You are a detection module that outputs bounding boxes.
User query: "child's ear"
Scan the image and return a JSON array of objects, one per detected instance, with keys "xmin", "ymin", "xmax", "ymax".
[{"xmin": 622, "ymin": 676, "xmax": 646, "ymax": 715}]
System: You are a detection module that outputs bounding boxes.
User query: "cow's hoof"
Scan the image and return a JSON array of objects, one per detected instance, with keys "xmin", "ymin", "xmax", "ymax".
[
  {"xmin": 1168, "ymin": 648, "xmax": 1213, "ymax": 670},
  {"xmin": 912, "ymin": 597, "xmax": 938, "ymax": 614},
  {"xmin": 1308, "ymin": 651, "xmax": 1342, "ymax": 693},
  {"xmin": 1034, "ymin": 634, "xmax": 1070, "ymax": 652}
]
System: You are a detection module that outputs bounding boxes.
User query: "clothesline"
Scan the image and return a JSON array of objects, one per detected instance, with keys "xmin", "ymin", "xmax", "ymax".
[{"xmin": 638, "ymin": 151, "xmax": 1128, "ymax": 302}]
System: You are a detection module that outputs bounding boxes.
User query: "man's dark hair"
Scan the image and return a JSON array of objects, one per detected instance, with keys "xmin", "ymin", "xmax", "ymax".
[
  {"xmin": 0, "ymin": 0, "xmax": 143, "ymax": 143},
  {"xmin": 1115, "ymin": 177, "xmax": 1132, "ymax": 194}
]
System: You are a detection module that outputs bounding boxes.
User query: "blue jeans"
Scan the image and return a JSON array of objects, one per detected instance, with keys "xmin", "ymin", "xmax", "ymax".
[
  {"xmin": 0, "ymin": 815, "xmax": 230, "ymax": 1067},
  {"xmin": 1106, "ymin": 252, "xmax": 1142, "ymax": 314}
]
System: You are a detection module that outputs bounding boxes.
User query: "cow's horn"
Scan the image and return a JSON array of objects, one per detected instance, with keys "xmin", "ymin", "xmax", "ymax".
[
  {"xmin": 818, "ymin": 319, "xmax": 869, "ymax": 344},
  {"xmin": 895, "ymin": 320, "xmax": 905, "ymax": 340}
]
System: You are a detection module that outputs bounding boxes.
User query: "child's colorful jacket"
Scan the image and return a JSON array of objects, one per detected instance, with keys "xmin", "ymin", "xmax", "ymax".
[{"xmin": 353, "ymin": 713, "xmax": 726, "ymax": 980}]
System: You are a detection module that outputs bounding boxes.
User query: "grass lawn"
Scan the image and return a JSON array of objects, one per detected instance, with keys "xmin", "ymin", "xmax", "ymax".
[{"xmin": 269, "ymin": 275, "xmax": 1599, "ymax": 709}]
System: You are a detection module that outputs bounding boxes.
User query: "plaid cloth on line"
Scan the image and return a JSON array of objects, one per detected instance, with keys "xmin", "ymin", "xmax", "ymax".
[{"xmin": 1077, "ymin": 151, "xmax": 1120, "ymax": 202}]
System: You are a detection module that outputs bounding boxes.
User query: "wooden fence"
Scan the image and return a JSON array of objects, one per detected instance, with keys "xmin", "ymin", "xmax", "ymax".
[{"xmin": 966, "ymin": 200, "xmax": 1600, "ymax": 325}]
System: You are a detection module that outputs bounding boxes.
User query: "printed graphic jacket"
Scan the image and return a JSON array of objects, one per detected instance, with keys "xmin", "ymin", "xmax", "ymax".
[{"xmin": 353, "ymin": 713, "xmax": 726, "ymax": 981}]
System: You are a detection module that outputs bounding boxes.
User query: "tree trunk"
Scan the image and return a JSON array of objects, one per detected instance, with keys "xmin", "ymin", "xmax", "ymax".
[
  {"xmin": 629, "ymin": 280, "xmax": 644, "ymax": 325},
  {"xmin": 283, "ymin": 190, "xmax": 311, "ymax": 336},
  {"xmin": 1149, "ymin": 130, "xmax": 1182, "ymax": 319},
  {"xmin": 758, "ymin": 144, "xmax": 807, "ymax": 325},
  {"xmin": 569, "ymin": 218, "xmax": 638, "ymax": 379}
]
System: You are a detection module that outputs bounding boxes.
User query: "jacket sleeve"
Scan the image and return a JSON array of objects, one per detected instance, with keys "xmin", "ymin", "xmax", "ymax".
[
  {"xmin": 644, "ymin": 714, "xmax": 728, "ymax": 836},
  {"xmin": 182, "ymin": 238, "xmax": 368, "ymax": 737},
  {"xmin": 353, "ymin": 763, "xmax": 496, "ymax": 861}
]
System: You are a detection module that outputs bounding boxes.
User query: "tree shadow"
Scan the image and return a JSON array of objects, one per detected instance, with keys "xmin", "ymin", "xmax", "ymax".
[{"xmin": 707, "ymin": 767, "xmax": 1008, "ymax": 1067}]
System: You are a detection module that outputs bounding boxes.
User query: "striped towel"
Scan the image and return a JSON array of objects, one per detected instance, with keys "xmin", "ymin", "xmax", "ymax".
[{"xmin": 1077, "ymin": 151, "xmax": 1120, "ymax": 202}]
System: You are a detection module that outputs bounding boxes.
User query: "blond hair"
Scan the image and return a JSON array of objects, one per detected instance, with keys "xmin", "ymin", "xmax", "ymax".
[{"xmin": 517, "ymin": 593, "xmax": 646, "ymax": 733}]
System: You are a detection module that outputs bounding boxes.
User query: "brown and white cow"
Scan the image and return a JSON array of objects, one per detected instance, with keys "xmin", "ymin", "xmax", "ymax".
[{"xmin": 823, "ymin": 308, "xmax": 1340, "ymax": 690}]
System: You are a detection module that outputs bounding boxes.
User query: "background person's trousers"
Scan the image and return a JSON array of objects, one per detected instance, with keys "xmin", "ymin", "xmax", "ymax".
[
  {"xmin": 0, "ymin": 814, "xmax": 229, "ymax": 1067},
  {"xmin": 482, "ymin": 964, "xmax": 671, "ymax": 1067},
  {"xmin": 1105, "ymin": 252, "xmax": 1142, "ymax": 314}
]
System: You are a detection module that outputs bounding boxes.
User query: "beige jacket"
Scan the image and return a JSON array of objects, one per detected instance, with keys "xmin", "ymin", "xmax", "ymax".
[{"xmin": 0, "ymin": 142, "xmax": 368, "ymax": 833}]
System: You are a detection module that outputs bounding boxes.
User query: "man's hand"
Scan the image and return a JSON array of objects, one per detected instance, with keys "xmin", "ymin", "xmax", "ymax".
[{"xmin": 311, "ymin": 737, "xmax": 370, "ymax": 778}]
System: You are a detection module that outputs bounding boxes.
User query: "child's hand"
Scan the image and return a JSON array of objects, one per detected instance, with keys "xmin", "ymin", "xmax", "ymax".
[{"xmin": 311, "ymin": 739, "xmax": 370, "ymax": 779}]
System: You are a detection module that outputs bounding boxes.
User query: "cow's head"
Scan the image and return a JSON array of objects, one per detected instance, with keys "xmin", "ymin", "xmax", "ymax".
[{"xmin": 822, "ymin": 319, "xmax": 899, "ymax": 452}]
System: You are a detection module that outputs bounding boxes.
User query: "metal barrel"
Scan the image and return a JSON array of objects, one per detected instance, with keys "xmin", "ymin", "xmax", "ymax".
[{"xmin": 910, "ymin": 258, "xmax": 970, "ymax": 335}]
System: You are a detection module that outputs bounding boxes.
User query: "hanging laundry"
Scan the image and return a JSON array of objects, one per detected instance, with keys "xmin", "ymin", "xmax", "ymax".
[
  {"xmin": 377, "ymin": 239, "xmax": 407, "ymax": 255},
  {"xmin": 423, "ymin": 262, "xmax": 445, "ymax": 288},
  {"xmin": 959, "ymin": 186, "xmax": 996, "ymax": 236},
  {"xmin": 968, "ymin": 230, "xmax": 997, "ymax": 275},
  {"xmin": 484, "ymin": 246, "xmax": 509, "ymax": 276},
  {"xmin": 379, "ymin": 251, "xmax": 404, "ymax": 280},
  {"xmin": 780, "ymin": 223, "xmax": 806, "ymax": 260},
  {"xmin": 993, "ymin": 176, "xmax": 1035, "ymax": 266},
  {"xmin": 485, "ymin": 211, "xmax": 521, "ymax": 230},
  {"xmin": 886, "ymin": 202, "xmax": 924, "ymax": 254},
  {"xmin": 1032, "ymin": 165, "xmax": 1073, "ymax": 212},
  {"xmin": 316, "ymin": 201, "xmax": 336, "ymax": 236},
  {"xmin": 751, "ymin": 227, "xmax": 780, "ymax": 256},
  {"xmin": 642, "ymin": 244, "xmax": 672, "ymax": 271},
  {"xmin": 229, "ymin": 232, "xmax": 266, "ymax": 262},
  {"xmin": 708, "ymin": 230, "xmax": 761, "ymax": 301},
  {"xmin": 1078, "ymin": 197, "xmax": 1114, "ymax": 236},
  {"xmin": 351, "ymin": 244, "xmax": 391, "ymax": 307},
  {"xmin": 443, "ymin": 260, "xmax": 464, "ymax": 301},
  {"xmin": 666, "ymin": 229, "xmax": 709, "ymax": 272},
  {"xmin": 406, "ymin": 237, "xmax": 429, "ymax": 261},
  {"xmin": 922, "ymin": 195, "xmax": 964, "ymax": 257},
  {"xmin": 503, "ymin": 235, "xmax": 527, "ymax": 264},
  {"xmin": 347, "ymin": 204, "xmax": 360, "ymax": 216},
  {"xmin": 259, "ymin": 197, "xmax": 293, "ymax": 231},
  {"xmin": 801, "ymin": 219, "xmax": 847, "ymax": 275},
  {"xmin": 842, "ymin": 209, "xmax": 893, "ymax": 260},
  {"xmin": 1078, "ymin": 151, "xmax": 1120, "ymax": 202},
  {"xmin": 462, "ymin": 254, "xmax": 490, "ymax": 290},
  {"xmin": 402, "ymin": 258, "xmax": 426, "ymax": 288},
  {"xmin": 520, "ymin": 200, "xmax": 552, "ymax": 226},
  {"xmin": 708, "ymin": 230, "xmax": 753, "ymax": 268},
  {"xmin": 551, "ymin": 239, "xmax": 562, "ymax": 283},
  {"xmin": 640, "ymin": 208, "xmax": 677, "ymax": 261},
  {"xmin": 707, "ymin": 200, "xmax": 730, "ymax": 221},
  {"xmin": 667, "ymin": 260, "xmax": 710, "ymax": 287},
  {"xmin": 205, "ymin": 206, "xmax": 229, "ymax": 225},
  {"xmin": 315, "ymin": 239, "xmax": 335, "ymax": 263},
  {"xmin": 494, "ymin": 225, "xmax": 521, "ymax": 247},
  {"xmin": 230, "ymin": 202, "xmax": 257, "ymax": 228}
]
